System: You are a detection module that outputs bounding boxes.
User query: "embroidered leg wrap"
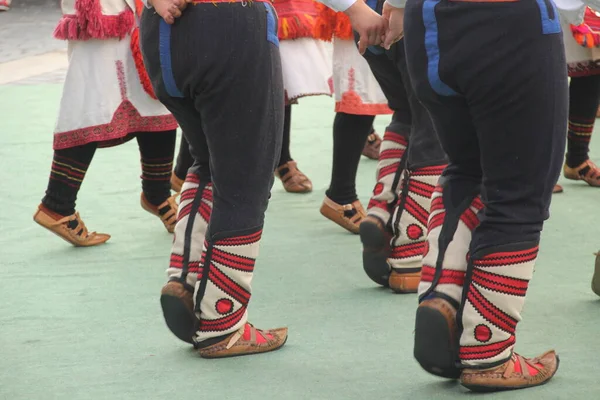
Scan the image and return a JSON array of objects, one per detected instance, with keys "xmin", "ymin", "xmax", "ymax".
[
  {"xmin": 193, "ymin": 229, "xmax": 261, "ymax": 344},
  {"xmin": 387, "ymin": 165, "xmax": 444, "ymax": 293},
  {"xmin": 168, "ymin": 173, "xmax": 213, "ymax": 289},
  {"xmin": 367, "ymin": 128, "xmax": 409, "ymax": 224},
  {"xmin": 458, "ymin": 243, "xmax": 538, "ymax": 368},
  {"xmin": 413, "ymin": 174, "xmax": 482, "ymax": 378},
  {"xmin": 160, "ymin": 172, "xmax": 212, "ymax": 344},
  {"xmin": 361, "ymin": 126, "xmax": 410, "ymax": 285}
]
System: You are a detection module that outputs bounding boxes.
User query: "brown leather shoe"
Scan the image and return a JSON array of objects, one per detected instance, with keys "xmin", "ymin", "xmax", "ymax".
[
  {"xmin": 359, "ymin": 216, "xmax": 392, "ymax": 286},
  {"xmin": 320, "ymin": 197, "xmax": 366, "ymax": 234},
  {"xmin": 275, "ymin": 161, "xmax": 312, "ymax": 193},
  {"xmin": 592, "ymin": 252, "xmax": 600, "ymax": 297},
  {"xmin": 460, "ymin": 351, "xmax": 560, "ymax": 392},
  {"xmin": 33, "ymin": 204, "xmax": 110, "ymax": 247},
  {"xmin": 564, "ymin": 160, "xmax": 600, "ymax": 187},
  {"xmin": 414, "ymin": 297, "xmax": 461, "ymax": 379},
  {"xmin": 160, "ymin": 281, "xmax": 198, "ymax": 344},
  {"xmin": 140, "ymin": 193, "xmax": 178, "ymax": 233},
  {"xmin": 171, "ymin": 172, "xmax": 184, "ymax": 193},
  {"xmin": 198, "ymin": 323, "xmax": 288, "ymax": 359},
  {"xmin": 552, "ymin": 184, "xmax": 563, "ymax": 193},
  {"xmin": 362, "ymin": 132, "xmax": 382, "ymax": 160},
  {"xmin": 389, "ymin": 270, "xmax": 420, "ymax": 293}
]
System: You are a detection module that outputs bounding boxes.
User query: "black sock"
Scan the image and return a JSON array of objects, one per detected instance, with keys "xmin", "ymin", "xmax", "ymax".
[
  {"xmin": 326, "ymin": 112, "xmax": 375, "ymax": 204},
  {"xmin": 566, "ymin": 75, "xmax": 600, "ymax": 168},
  {"xmin": 174, "ymin": 134, "xmax": 194, "ymax": 181},
  {"xmin": 137, "ymin": 130, "xmax": 176, "ymax": 206},
  {"xmin": 278, "ymin": 105, "xmax": 293, "ymax": 167},
  {"xmin": 42, "ymin": 142, "xmax": 97, "ymax": 217}
]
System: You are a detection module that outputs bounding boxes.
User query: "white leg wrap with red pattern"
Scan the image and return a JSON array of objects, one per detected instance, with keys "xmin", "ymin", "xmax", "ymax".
[
  {"xmin": 193, "ymin": 230, "xmax": 261, "ymax": 342},
  {"xmin": 459, "ymin": 246, "xmax": 538, "ymax": 366},
  {"xmin": 388, "ymin": 166, "xmax": 442, "ymax": 272},
  {"xmin": 367, "ymin": 130, "xmax": 408, "ymax": 223},
  {"xmin": 167, "ymin": 173, "xmax": 213, "ymax": 288},
  {"xmin": 418, "ymin": 190, "xmax": 483, "ymax": 304}
]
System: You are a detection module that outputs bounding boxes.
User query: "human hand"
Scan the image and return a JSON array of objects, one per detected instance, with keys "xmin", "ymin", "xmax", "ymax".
[
  {"xmin": 149, "ymin": 0, "xmax": 188, "ymax": 24},
  {"xmin": 345, "ymin": 1, "xmax": 388, "ymax": 55},
  {"xmin": 381, "ymin": 2, "xmax": 404, "ymax": 50}
]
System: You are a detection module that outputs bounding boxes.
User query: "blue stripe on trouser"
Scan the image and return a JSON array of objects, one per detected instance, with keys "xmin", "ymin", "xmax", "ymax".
[
  {"xmin": 159, "ymin": 19, "xmax": 184, "ymax": 98},
  {"xmin": 535, "ymin": 0, "xmax": 561, "ymax": 34},
  {"xmin": 422, "ymin": 0, "xmax": 457, "ymax": 97},
  {"xmin": 264, "ymin": 2, "xmax": 279, "ymax": 47}
]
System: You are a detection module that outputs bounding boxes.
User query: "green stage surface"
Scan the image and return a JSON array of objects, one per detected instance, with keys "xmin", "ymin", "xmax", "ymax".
[{"xmin": 1, "ymin": 84, "xmax": 599, "ymax": 399}]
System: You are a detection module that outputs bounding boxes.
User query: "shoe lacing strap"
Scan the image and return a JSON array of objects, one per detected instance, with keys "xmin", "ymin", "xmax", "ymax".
[
  {"xmin": 52, "ymin": 212, "xmax": 93, "ymax": 238},
  {"xmin": 159, "ymin": 195, "xmax": 178, "ymax": 226},
  {"xmin": 581, "ymin": 160, "xmax": 600, "ymax": 182},
  {"xmin": 278, "ymin": 162, "xmax": 308, "ymax": 185},
  {"xmin": 225, "ymin": 324, "xmax": 272, "ymax": 349},
  {"xmin": 503, "ymin": 353, "xmax": 542, "ymax": 378}
]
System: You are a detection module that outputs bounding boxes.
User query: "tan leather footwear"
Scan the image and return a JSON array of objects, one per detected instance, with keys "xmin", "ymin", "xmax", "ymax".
[
  {"xmin": 460, "ymin": 351, "xmax": 559, "ymax": 392},
  {"xmin": 171, "ymin": 172, "xmax": 184, "ymax": 193},
  {"xmin": 564, "ymin": 160, "xmax": 600, "ymax": 187},
  {"xmin": 320, "ymin": 197, "xmax": 367, "ymax": 234},
  {"xmin": 275, "ymin": 161, "xmax": 313, "ymax": 193},
  {"xmin": 359, "ymin": 216, "xmax": 392, "ymax": 286},
  {"xmin": 552, "ymin": 184, "xmax": 563, "ymax": 193},
  {"xmin": 160, "ymin": 281, "xmax": 198, "ymax": 344},
  {"xmin": 592, "ymin": 252, "xmax": 600, "ymax": 297},
  {"xmin": 414, "ymin": 297, "xmax": 461, "ymax": 379},
  {"xmin": 140, "ymin": 193, "xmax": 178, "ymax": 233},
  {"xmin": 198, "ymin": 323, "xmax": 288, "ymax": 359},
  {"xmin": 33, "ymin": 204, "xmax": 110, "ymax": 247},
  {"xmin": 362, "ymin": 132, "xmax": 382, "ymax": 160},
  {"xmin": 389, "ymin": 270, "xmax": 420, "ymax": 293}
]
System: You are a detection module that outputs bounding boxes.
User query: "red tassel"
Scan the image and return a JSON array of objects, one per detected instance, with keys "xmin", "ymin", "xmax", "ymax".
[
  {"xmin": 131, "ymin": 27, "xmax": 158, "ymax": 99},
  {"xmin": 54, "ymin": 0, "xmax": 134, "ymax": 41}
]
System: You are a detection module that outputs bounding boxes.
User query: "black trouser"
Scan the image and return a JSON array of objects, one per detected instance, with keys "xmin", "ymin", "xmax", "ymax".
[
  {"xmin": 404, "ymin": 0, "xmax": 566, "ymax": 254},
  {"xmin": 362, "ymin": 39, "xmax": 447, "ymax": 170},
  {"xmin": 405, "ymin": 0, "xmax": 567, "ymax": 368},
  {"xmin": 141, "ymin": 2, "xmax": 283, "ymax": 341},
  {"xmin": 140, "ymin": 3, "xmax": 283, "ymax": 238}
]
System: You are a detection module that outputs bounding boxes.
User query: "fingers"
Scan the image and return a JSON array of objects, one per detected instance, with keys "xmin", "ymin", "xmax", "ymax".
[
  {"xmin": 358, "ymin": 37, "xmax": 368, "ymax": 55},
  {"xmin": 169, "ymin": 3, "xmax": 182, "ymax": 18},
  {"xmin": 383, "ymin": 30, "xmax": 403, "ymax": 50}
]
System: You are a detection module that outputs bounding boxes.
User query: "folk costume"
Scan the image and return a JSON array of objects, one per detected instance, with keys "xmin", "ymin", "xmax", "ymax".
[
  {"xmin": 140, "ymin": 0, "xmax": 288, "ymax": 357},
  {"xmin": 33, "ymin": 0, "xmax": 179, "ymax": 247},
  {"xmin": 314, "ymin": 3, "xmax": 392, "ymax": 233},
  {"xmin": 554, "ymin": 8, "xmax": 600, "ymax": 192},
  {"xmin": 356, "ymin": 11, "xmax": 447, "ymax": 293},
  {"xmin": 396, "ymin": 0, "xmax": 565, "ymax": 391},
  {"xmin": 273, "ymin": 0, "xmax": 333, "ymax": 193}
]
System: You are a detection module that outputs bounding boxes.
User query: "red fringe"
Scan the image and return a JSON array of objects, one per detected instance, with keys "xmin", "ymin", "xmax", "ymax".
[
  {"xmin": 313, "ymin": 3, "xmax": 352, "ymax": 41},
  {"xmin": 53, "ymin": 0, "xmax": 134, "ymax": 41},
  {"xmin": 274, "ymin": 0, "xmax": 320, "ymax": 40},
  {"xmin": 130, "ymin": 27, "xmax": 157, "ymax": 99}
]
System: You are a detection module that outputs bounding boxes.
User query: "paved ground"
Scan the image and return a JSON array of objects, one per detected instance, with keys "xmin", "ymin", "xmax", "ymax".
[{"xmin": 0, "ymin": 0, "xmax": 66, "ymax": 84}]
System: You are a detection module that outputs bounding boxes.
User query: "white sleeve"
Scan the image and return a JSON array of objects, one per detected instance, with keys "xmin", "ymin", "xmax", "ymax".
[
  {"xmin": 384, "ymin": 0, "xmax": 406, "ymax": 8},
  {"xmin": 316, "ymin": 0, "xmax": 357, "ymax": 12}
]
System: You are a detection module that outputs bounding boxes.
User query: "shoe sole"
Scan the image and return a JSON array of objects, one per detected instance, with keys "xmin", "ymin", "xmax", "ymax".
[
  {"xmin": 359, "ymin": 220, "xmax": 390, "ymax": 286},
  {"xmin": 160, "ymin": 293, "xmax": 198, "ymax": 345},
  {"xmin": 414, "ymin": 305, "xmax": 461, "ymax": 379},
  {"xmin": 199, "ymin": 335, "xmax": 289, "ymax": 359},
  {"xmin": 460, "ymin": 356, "xmax": 560, "ymax": 393},
  {"xmin": 592, "ymin": 253, "xmax": 600, "ymax": 297}
]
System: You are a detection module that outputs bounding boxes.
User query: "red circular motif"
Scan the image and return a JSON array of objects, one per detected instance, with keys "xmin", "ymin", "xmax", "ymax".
[
  {"xmin": 373, "ymin": 183, "xmax": 384, "ymax": 196},
  {"xmin": 474, "ymin": 324, "xmax": 492, "ymax": 343},
  {"xmin": 406, "ymin": 224, "xmax": 424, "ymax": 240},
  {"xmin": 215, "ymin": 298, "xmax": 234, "ymax": 315}
]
